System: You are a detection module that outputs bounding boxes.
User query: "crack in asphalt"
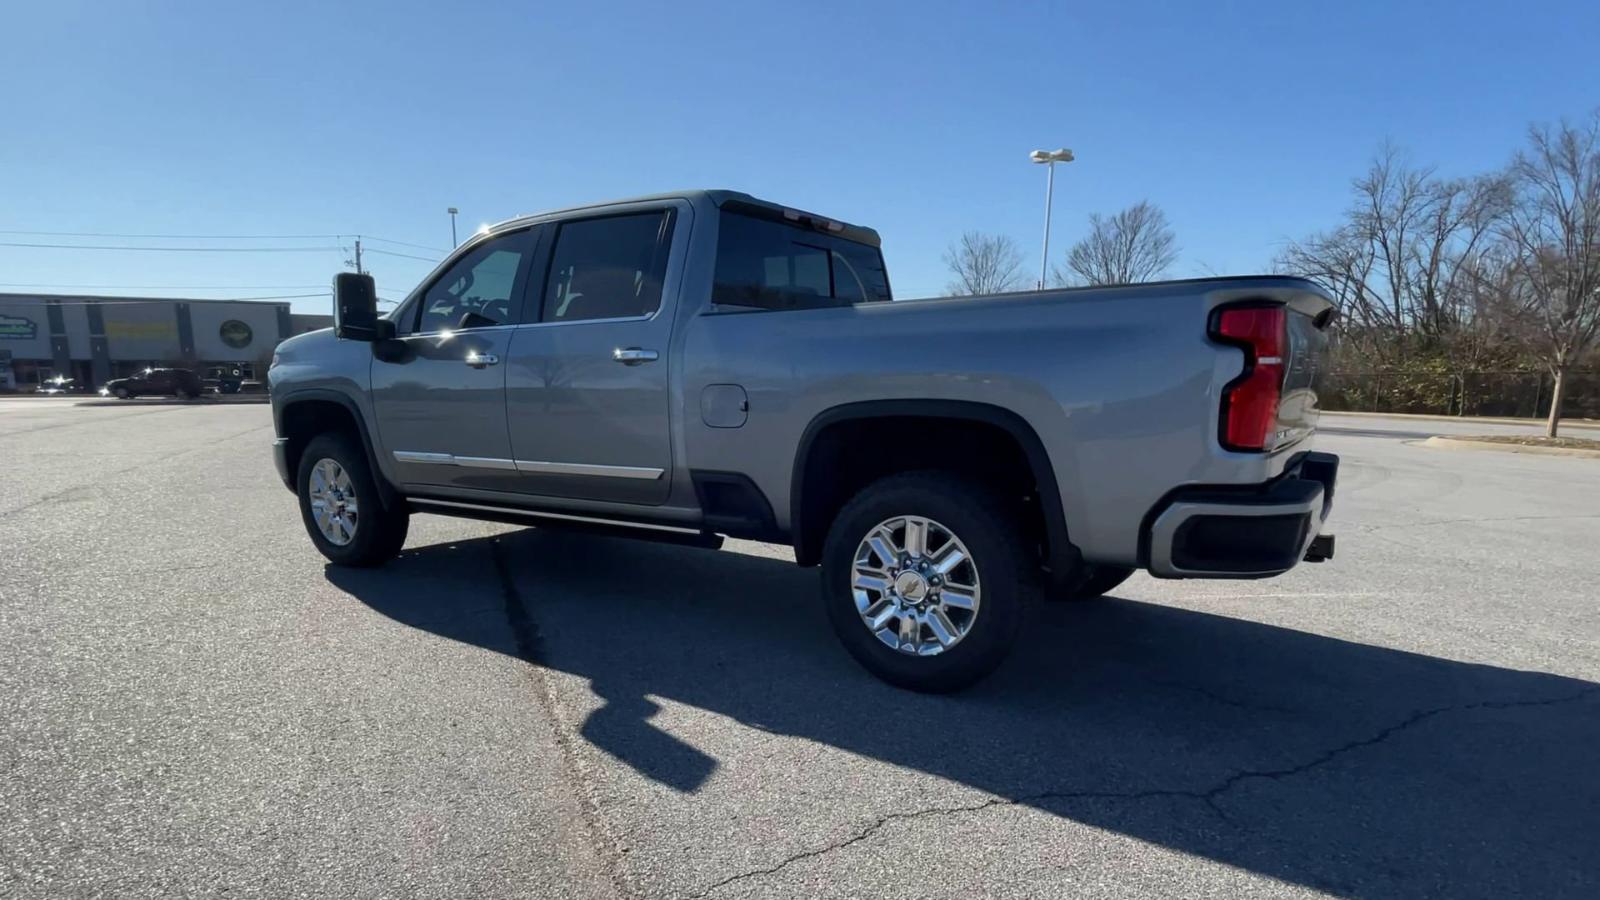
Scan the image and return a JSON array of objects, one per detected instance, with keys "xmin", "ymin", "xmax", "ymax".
[
  {"xmin": 490, "ymin": 537, "xmax": 634, "ymax": 900},
  {"xmin": 489, "ymin": 537, "xmax": 543, "ymax": 664},
  {"xmin": 1144, "ymin": 679, "xmax": 1298, "ymax": 714},
  {"xmin": 683, "ymin": 686, "xmax": 1599, "ymax": 899}
]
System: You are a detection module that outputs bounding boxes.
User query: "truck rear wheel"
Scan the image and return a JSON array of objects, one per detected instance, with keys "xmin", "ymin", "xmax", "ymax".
[
  {"xmin": 820, "ymin": 472, "xmax": 1034, "ymax": 693},
  {"xmin": 296, "ymin": 433, "xmax": 409, "ymax": 567}
]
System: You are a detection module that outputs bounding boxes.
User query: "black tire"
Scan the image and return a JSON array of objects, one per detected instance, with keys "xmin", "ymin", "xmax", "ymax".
[
  {"xmin": 296, "ymin": 433, "xmax": 408, "ymax": 567},
  {"xmin": 113, "ymin": 387, "xmax": 130, "ymax": 399},
  {"xmin": 1057, "ymin": 564, "xmax": 1135, "ymax": 601},
  {"xmin": 821, "ymin": 471, "xmax": 1036, "ymax": 693}
]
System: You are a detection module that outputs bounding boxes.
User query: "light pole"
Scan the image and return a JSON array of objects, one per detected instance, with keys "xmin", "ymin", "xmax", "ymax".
[
  {"xmin": 1030, "ymin": 148, "xmax": 1074, "ymax": 289},
  {"xmin": 447, "ymin": 207, "xmax": 459, "ymax": 247}
]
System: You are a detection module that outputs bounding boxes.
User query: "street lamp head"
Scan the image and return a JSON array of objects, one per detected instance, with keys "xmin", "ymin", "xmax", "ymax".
[
  {"xmin": 1030, "ymin": 148, "xmax": 1074, "ymax": 164},
  {"xmin": 447, "ymin": 207, "xmax": 459, "ymax": 215}
]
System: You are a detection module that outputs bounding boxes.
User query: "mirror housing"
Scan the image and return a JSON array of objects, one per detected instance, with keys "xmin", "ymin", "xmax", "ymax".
[{"xmin": 333, "ymin": 272, "xmax": 381, "ymax": 341}]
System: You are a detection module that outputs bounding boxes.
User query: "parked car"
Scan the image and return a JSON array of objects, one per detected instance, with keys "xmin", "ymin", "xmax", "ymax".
[
  {"xmin": 103, "ymin": 368, "xmax": 205, "ymax": 400},
  {"xmin": 269, "ymin": 190, "xmax": 1339, "ymax": 692},
  {"xmin": 37, "ymin": 377, "xmax": 82, "ymax": 395}
]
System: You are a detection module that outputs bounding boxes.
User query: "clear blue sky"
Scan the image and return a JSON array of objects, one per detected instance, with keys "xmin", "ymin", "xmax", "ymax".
[{"xmin": 3, "ymin": 1, "xmax": 1597, "ymax": 313}]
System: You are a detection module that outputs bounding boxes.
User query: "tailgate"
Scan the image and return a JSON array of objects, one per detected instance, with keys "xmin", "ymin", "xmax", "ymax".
[{"xmin": 1277, "ymin": 305, "xmax": 1329, "ymax": 449}]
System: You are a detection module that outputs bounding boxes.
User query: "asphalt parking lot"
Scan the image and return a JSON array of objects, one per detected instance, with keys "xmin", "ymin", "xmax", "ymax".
[{"xmin": 2, "ymin": 400, "xmax": 1597, "ymax": 899}]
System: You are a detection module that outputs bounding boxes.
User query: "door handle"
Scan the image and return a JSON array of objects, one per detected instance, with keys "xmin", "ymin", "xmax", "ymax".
[
  {"xmin": 612, "ymin": 347, "xmax": 659, "ymax": 365},
  {"xmin": 465, "ymin": 352, "xmax": 499, "ymax": 368}
]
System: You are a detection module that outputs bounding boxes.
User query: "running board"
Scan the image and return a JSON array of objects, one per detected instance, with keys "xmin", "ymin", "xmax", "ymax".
[{"xmin": 406, "ymin": 497, "xmax": 725, "ymax": 550}]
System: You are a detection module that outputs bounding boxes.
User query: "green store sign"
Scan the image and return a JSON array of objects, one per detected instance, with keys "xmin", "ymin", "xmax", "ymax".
[
  {"xmin": 219, "ymin": 319, "xmax": 254, "ymax": 349},
  {"xmin": 0, "ymin": 314, "xmax": 38, "ymax": 340}
]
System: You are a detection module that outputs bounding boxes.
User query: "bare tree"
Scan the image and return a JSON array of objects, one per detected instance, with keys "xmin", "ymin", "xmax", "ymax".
[
  {"xmin": 1055, "ymin": 201, "xmax": 1178, "ymax": 286},
  {"xmin": 1354, "ymin": 149, "xmax": 1511, "ymax": 340},
  {"xmin": 943, "ymin": 232, "xmax": 1026, "ymax": 295},
  {"xmin": 1503, "ymin": 112, "xmax": 1600, "ymax": 436},
  {"xmin": 1277, "ymin": 148, "xmax": 1512, "ymax": 373}
]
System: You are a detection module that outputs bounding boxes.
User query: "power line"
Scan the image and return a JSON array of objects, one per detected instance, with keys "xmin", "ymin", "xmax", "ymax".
[
  {"xmin": 0, "ymin": 229, "xmax": 344, "ymax": 239},
  {"xmin": 364, "ymin": 247, "xmax": 441, "ymax": 263},
  {"xmin": 29, "ymin": 293, "xmax": 330, "ymax": 305},
  {"xmin": 0, "ymin": 282, "xmax": 329, "ymax": 290},
  {"xmin": 1, "ymin": 281, "xmax": 405, "ymax": 295},
  {"xmin": 363, "ymin": 235, "xmax": 448, "ymax": 253},
  {"xmin": 0, "ymin": 241, "xmax": 343, "ymax": 252},
  {"xmin": 0, "ymin": 228, "xmax": 448, "ymax": 254}
]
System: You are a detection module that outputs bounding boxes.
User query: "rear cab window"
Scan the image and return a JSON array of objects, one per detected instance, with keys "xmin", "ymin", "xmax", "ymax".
[{"xmin": 713, "ymin": 210, "xmax": 891, "ymax": 311}]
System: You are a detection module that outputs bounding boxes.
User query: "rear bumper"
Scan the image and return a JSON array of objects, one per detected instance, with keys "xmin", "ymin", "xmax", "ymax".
[
  {"xmin": 273, "ymin": 437, "xmax": 293, "ymax": 490},
  {"xmin": 1145, "ymin": 451, "xmax": 1338, "ymax": 579}
]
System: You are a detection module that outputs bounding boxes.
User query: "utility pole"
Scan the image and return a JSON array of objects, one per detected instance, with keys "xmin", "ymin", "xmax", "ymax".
[
  {"xmin": 448, "ymin": 207, "xmax": 459, "ymax": 247},
  {"xmin": 353, "ymin": 236, "xmax": 364, "ymax": 275}
]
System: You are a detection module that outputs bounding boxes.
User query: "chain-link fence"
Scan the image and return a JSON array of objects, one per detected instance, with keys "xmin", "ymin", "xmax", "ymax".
[{"xmin": 1317, "ymin": 371, "xmax": 1600, "ymax": 419}]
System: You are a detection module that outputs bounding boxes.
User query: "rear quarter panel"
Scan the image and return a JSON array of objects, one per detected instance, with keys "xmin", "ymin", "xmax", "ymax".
[{"xmin": 681, "ymin": 278, "xmax": 1330, "ymax": 565}]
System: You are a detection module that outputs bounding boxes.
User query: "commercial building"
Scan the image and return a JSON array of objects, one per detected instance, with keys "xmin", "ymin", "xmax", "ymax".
[{"xmin": 0, "ymin": 293, "xmax": 332, "ymax": 390}]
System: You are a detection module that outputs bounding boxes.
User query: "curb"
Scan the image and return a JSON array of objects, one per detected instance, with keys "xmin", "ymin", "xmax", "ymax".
[
  {"xmin": 1323, "ymin": 410, "xmax": 1600, "ymax": 431},
  {"xmin": 1421, "ymin": 436, "xmax": 1600, "ymax": 460}
]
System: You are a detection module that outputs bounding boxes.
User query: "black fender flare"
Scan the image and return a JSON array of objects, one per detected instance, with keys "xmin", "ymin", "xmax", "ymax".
[
  {"xmin": 275, "ymin": 388, "xmax": 401, "ymax": 511},
  {"xmin": 789, "ymin": 399, "xmax": 1080, "ymax": 581}
]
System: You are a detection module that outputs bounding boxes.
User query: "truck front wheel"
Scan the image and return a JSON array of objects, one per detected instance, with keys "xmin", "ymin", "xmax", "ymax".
[
  {"xmin": 296, "ymin": 433, "xmax": 409, "ymax": 567},
  {"xmin": 820, "ymin": 472, "xmax": 1035, "ymax": 693}
]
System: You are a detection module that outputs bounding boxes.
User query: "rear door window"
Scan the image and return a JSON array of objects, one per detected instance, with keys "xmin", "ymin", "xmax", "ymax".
[
  {"xmin": 713, "ymin": 212, "xmax": 891, "ymax": 310},
  {"xmin": 540, "ymin": 211, "xmax": 676, "ymax": 323}
]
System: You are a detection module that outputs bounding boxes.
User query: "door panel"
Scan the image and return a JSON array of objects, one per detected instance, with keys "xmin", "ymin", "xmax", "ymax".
[
  {"xmin": 369, "ymin": 226, "xmax": 538, "ymax": 492},
  {"xmin": 504, "ymin": 205, "xmax": 683, "ymax": 505},
  {"xmin": 505, "ymin": 318, "xmax": 674, "ymax": 504},
  {"xmin": 371, "ymin": 328, "xmax": 519, "ymax": 491}
]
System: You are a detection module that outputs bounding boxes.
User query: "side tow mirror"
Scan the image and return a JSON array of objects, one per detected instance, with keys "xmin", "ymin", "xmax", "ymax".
[{"xmin": 334, "ymin": 272, "xmax": 381, "ymax": 341}]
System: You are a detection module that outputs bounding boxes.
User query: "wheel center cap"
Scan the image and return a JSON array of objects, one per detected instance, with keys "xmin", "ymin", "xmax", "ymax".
[{"xmin": 894, "ymin": 570, "xmax": 929, "ymax": 602}]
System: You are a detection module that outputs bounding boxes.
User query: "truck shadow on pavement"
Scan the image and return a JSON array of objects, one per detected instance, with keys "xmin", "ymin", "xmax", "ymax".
[{"xmin": 327, "ymin": 528, "xmax": 1600, "ymax": 898}]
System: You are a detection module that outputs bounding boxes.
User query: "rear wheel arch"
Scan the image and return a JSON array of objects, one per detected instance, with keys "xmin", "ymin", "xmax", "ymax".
[{"xmin": 790, "ymin": 400, "xmax": 1079, "ymax": 577}]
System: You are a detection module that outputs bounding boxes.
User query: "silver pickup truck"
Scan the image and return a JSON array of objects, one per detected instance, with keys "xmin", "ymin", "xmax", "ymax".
[{"xmin": 269, "ymin": 189, "xmax": 1338, "ymax": 691}]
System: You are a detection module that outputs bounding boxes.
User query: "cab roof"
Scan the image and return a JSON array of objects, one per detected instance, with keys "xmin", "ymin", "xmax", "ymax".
[{"xmin": 497, "ymin": 189, "xmax": 883, "ymax": 249}]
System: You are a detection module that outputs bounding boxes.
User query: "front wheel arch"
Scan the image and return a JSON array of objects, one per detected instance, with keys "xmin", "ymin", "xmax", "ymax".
[{"xmin": 277, "ymin": 391, "xmax": 400, "ymax": 511}]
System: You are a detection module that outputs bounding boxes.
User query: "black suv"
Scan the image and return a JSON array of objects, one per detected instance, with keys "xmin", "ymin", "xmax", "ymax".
[{"xmin": 103, "ymin": 368, "xmax": 205, "ymax": 400}]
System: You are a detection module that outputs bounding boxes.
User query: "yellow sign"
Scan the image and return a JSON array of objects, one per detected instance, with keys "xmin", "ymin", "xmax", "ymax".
[{"xmin": 105, "ymin": 321, "xmax": 177, "ymax": 341}]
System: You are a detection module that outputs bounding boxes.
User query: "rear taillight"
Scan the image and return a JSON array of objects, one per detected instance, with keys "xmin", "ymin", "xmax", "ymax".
[{"xmin": 1213, "ymin": 306, "xmax": 1287, "ymax": 452}]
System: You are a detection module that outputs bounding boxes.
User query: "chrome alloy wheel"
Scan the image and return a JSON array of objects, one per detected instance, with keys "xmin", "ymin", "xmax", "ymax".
[
  {"xmin": 308, "ymin": 458, "xmax": 359, "ymax": 546},
  {"xmin": 850, "ymin": 516, "xmax": 981, "ymax": 656}
]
